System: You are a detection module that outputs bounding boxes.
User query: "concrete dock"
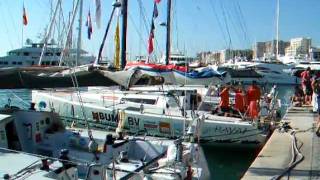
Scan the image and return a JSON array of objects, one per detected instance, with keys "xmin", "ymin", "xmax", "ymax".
[{"xmin": 242, "ymin": 106, "xmax": 320, "ymax": 179}]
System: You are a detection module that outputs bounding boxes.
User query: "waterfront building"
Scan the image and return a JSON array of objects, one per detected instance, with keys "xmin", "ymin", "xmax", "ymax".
[
  {"xmin": 285, "ymin": 37, "xmax": 312, "ymax": 57},
  {"xmin": 253, "ymin": 40, "xmax": 290, "ymax": 59}
]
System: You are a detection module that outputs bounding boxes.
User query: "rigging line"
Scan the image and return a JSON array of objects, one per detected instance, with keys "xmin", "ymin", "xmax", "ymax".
[
  {"xmin": 208, "ymin": 0, "xmax": 228, "ymax": 48},
  {"xmin": 220, "ymin": 1, "xmax": 233, "ymax": 50},
  {"xmin": 128, "ymin": 12, "xmax": 149, "ymax": 55},
  {"xmin": 136, "ymin": 0, "xmax": 161, "ymax": 56},
  {"xmin": 236, "ymin": 0, "xmax": 252, "ymax": 47},
  {"xmin": 232, "ymin": 0, "xmax": 248, "ymax": 47},
  {"xmin": 2, "ymin": 0, "xmax": 19, "ymax": 47},
  {"xmin": 223, "ymin": 1, "xmax": 243, "ymax": 49},
  {"xmin": 0, "ymin": 2, "xmax": 14, "ymax": 49}
]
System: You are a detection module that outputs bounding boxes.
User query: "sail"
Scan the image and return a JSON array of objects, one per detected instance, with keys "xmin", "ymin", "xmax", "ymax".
[{"xmin": 114, "ymin": 18, "xmax": 120, "ymax": 69}]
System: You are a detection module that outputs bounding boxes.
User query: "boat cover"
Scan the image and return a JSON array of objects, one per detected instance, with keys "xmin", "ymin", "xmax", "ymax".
[{"xmin": 0, "ymin": 66, "xmax": 159, "ymax": 89}]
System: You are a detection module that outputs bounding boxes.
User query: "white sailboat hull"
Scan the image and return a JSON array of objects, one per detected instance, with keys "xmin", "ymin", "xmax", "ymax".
[{"xmin": 32, "ymin": 90, "xmax": 268, "ymax": 147}]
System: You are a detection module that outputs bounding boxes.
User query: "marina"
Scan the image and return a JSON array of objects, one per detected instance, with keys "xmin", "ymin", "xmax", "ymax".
[{"xmin": 0, "ymin": 0, "xmax": 319, "ymax": 179}]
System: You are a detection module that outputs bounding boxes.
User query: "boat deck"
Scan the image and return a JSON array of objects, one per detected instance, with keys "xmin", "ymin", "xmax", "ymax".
[{"xmin": 242, "ymin": 106, "xmax": 320, "ymax": 179}]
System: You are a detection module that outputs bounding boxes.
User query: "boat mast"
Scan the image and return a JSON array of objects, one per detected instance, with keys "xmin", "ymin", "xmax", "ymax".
[
  {"xmin": 59, "ymin": 0, "xmax": 80, "ymax": 66},
  {"xmin": 121, "ymin": 0, "xmax": 128, "ymax": 70},
  {"xmin": 165, "ymin": 0, "xmax": 172, "ymax": 65},
  {"xmin": 38, "ymin": 0, "xmax": 61, "ymax": 65},
  {"xmin": 76, "ymin": 0, "xmax": 83, "ymax": 67},
  {"xmin": 276, "ymin": 0, "xmax": 280, "ymax": 60}
]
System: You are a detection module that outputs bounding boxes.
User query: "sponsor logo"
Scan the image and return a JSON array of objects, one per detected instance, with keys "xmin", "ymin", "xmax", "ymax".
[{"xmin": 159, "ymin": 122, "xmax": 171, "ymax": 134}]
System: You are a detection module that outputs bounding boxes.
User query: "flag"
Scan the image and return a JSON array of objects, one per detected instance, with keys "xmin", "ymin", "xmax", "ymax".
[
  {"xmin": 148, "ymin": 20, "xmax": 155, "ymax": 54},
  {"xmin": 153, "ymin": 3, "xmax": 158, "ymax": 18},
  {"xmin": 114, "ymin": 18, "xmax": 120, "ymax": 69},
  {"xmin": 86, "ymin": 10, "xmax": 93, "ymax": 39},
  {"xmin": 155, "ymin": 0, "xmax": 161, "ymax": 3},
  {"xmin": 95, "ymin": 0, "xmax": 101, "ymax": 28},
  {"xmin": 23, "ymin": 5, "xmax": 28, "ymax": 26}
]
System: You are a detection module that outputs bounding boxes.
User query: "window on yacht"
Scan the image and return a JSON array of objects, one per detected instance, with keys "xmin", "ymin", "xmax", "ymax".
[
  {"xmin": 51, "ymin": 61, "xmax": 57, "ymax": 65},
  {"xmin": 56, "ymin": 52, "xmax": 61, "ymax": 56},
  {"xmin": 45, "ymin": 61, "xmax": 50, "ymax": 65},
  {"xmin": 0, "ymin": 62, "xmax": 3, "ymax": 65},
  {"xmin": 17, "ymin": 62, "xmax": 22, "ymax": 65},
  {"xmin": 121, "ymin": 98, "xmax": 156, "ymax": 104},
  {"xmin": 12, "ymin": 61, "xmax": 16, "ymax": 65},
  {"xmin": 31, "ymin": 61, "xmax": 34, "ymax": 65},
  {"xmin": 23, "ymin": 52, "xmax": 29, "ymax": 56},
  {"xmin": 4, "ymin": 62, "xmax": 8, "ymax": 65}
]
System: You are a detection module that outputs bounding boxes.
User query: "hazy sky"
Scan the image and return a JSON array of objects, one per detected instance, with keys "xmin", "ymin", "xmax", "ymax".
[{"xmin": 0, "ymin": 0, "xmax": 319, "ymax": 59}]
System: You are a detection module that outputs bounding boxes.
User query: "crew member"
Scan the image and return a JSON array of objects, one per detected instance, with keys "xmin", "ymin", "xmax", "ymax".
[
  {"xmin": 219, "ymin": 85, "xmax": 230, "ymax": 114},
  {"xmin": 246, "ymin": 81, "xmax": 261, "ymax": 119},
  {"xmin": 234, "ymin": 86, "xmax": 246, "ymax": 114}
]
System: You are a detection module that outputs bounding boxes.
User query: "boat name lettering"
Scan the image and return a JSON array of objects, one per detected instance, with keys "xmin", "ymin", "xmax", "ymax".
[
  {"xmin": 213, "ymin": 126, "xmax": 248, "ymax": 135},
  {"xmin": 128, "ymin": 117, "xmax": 140, "ymax": 126},
  {"xmin": 92, "ymin": 112, "xmax": 118, "ymax": 123}
]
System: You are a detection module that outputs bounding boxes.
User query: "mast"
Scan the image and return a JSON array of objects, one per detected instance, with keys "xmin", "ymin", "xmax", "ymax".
[
  {"xmin": 76, "ymin": 0, "xmax": 83, "ymax": 67},
  {"xmin": 39, "ymin": 0, "xmax": 61, "ymax": 65},
  {"xmin": 165, "ymin": 0, "xmax": 172, "ymax": 65},
  {"xmin": 59, "ymin": 0, "xmax": 80, "ymax": 66},
  {"xmin": 121, "ymin": 0, "xmax": 128, "ymax": 70},
  {"xmin": 276, "ymin": 0, "xmax": 280, "ymax": 60}
]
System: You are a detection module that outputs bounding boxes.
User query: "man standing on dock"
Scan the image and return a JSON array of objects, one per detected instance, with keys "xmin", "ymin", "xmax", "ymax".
[
  {"xmin": 301, "ymin": 67, "xmax": 312, "ymax": 105},
  {"xmin": 312, "ymin": 75, "xmax": 320, "ymax": 136}
]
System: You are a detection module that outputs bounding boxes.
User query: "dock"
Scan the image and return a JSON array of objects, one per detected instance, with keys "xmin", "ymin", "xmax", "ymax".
[{"xmin": 242, "ymin": 106, "xmax": 320, "ymax": 179}]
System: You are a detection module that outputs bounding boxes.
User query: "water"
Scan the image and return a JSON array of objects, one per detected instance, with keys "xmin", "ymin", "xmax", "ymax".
[{"xmin": 0, "ymin": 85, "xmax": 295, "ymax": 180}]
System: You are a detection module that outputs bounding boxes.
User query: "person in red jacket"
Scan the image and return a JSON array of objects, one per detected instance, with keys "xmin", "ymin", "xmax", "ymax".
[
  {"xmin": 234, "ymin": 87, "xmax": 246, "ymax": 113},
  {"xmin": 219, "ymin": 85, "xmax": 230, "ymax": 113},
  {"xmin": 246, "ymin": 81, "xmax": 261, "ymax": 120}
]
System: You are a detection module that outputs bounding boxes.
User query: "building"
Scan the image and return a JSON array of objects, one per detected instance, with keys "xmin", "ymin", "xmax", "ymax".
[
  {"xmin": 309, "ymin": 47, "xmax": 320, "ymax": 61},
  {"xmin": 285, "ymin": 37, "xmax": 311, "ymax": 57},
  {"xmin": 253, "ymin": 40, "xmax": 290, "ymax": 59}
]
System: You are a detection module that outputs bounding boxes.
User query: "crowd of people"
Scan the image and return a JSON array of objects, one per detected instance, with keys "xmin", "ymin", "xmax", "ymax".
[
  {"xmin": 215, "ymin": 80, "xmax": 261, "ymax": 120},
  {"xmin": 292, "ymin": 67, "xmax": 320, "ymax": 135}
]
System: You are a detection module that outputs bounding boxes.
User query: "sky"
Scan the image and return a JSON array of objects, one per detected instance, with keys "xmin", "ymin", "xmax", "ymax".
[{"xmin": 0, "ymin": 0, "xmax": 319, "ymax": 59}]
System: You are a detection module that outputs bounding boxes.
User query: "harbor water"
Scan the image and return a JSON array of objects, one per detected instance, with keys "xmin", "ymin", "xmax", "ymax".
[{"xmin": 0, "ymin": 85, "xmax": 295, "ymax": 180}]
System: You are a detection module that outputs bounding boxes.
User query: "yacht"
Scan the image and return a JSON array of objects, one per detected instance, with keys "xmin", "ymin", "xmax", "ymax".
[
  {"xmin": 219, "ymin": 60, "xmax": 300, "ymax": 85},
  {"xmin": 31, "ymin": 85, "xmax": 277, "ymax": 147},
  {"xmin": 0, "ymin": 43, "xmax": 95, "ymax": 68}
]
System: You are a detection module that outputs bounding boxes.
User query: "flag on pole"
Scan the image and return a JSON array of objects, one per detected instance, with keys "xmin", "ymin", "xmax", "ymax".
[
  {"xmin": 114, "ymin": 18, "xmax": 120, "ymax": 69},
  {"xmin": 86, "ymin": 10, "xmax": 93, "ymax": 39},
  {"xmin": 155, "ymin": 0, "xmax": 161, "ymax": 4},
  {"xmin": 148, "ymin": 20, "xmax": 155, "ymax": 54},
  {"xmin": 95, "ymin": 0, "xmax": 101, "ymax": 28},
  {"xmin": 22, "ymin": 5, "xmax": 28, "ymax": 26}
]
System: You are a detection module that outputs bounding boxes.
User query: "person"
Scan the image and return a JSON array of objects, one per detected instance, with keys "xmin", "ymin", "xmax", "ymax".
[
  {"xmin": 246, "ymin": 81, "xmax": 261, "ymax": 120},
  {"xmin": 234, "ymin": 86, "xmax": 246, "ymax": 114},
  {"xmin": 292, "ymin": 85, "xmax": 304, "ymax": 107},
  {"xmin": 218, "ymin": 85, "xmax": 230, "ymax": 115},
  {"xmin": 311, "ymin": 77, "xmax": 320, "ymax": 136},
  {"xmin": 301, "ymin": 67, "xmax": 312, "ymax": 105}
]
